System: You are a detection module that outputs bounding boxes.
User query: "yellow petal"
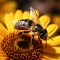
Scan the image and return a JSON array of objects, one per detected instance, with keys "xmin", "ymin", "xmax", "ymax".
[
  {"xmin": 39, "ymin": 15, "xmax": 50, "ymax": 28},
  {"xmin": 46, "ymin": 24, "xmax": 58, "ymax": 37},
  {"xmin": 0, "ymin": 32, "xmax": 5, "ymax": 38},
  {"xmin": 35, "ymin": 10, "xmax": 39, "ymax": 17},
  {"xmin": 4, "ymin": 13, "xmax": 14, "ymax": 32},
  {"xmin": 0, "ymin": 58, "xmax": 7, "ymax": 60},
  {"xmin": 0, "ymin": 48, "xmax": 7, "ymax": 60},
  {"xmin": 41, "ymin": 55, "xmax": 54, "ymax": 60},
  {"xmin": 14, "ymin": 10, "xmax": 22, "ymax": 20},
  {"xmin": 0, "ymin": 23, "xmax": 8, "ymax": 37},
  {"xmin": 44, "ymin": 47, "xmax": 60, "ymax": 54},
  {"xmin": 22, "ymin": 11, "xmax": 30, "ymax": 19},
  {"xmin": 53, "ymin": 16, "xmax": 60, "ymax": 29},
  {"xmin": 53, "ymin": 47, "xmax": 60, "ymax": 54},
  {"xmin": 41, "ymin": 55, "xmax": 60, "ymax": 60},
  {"xmin": 44, "ymin": 36, "xmax": 60, "ymax": 46},
  {"xmin": 0, "ymin": 35, "xmax": 4, "ymax": 43},
  {"xmin": 43, "ymin": 46, "xmax": 60, "ymax": 60},
  {"xmin": 9, "ymin": 12, "xmax": 14, "ymax": 20}
]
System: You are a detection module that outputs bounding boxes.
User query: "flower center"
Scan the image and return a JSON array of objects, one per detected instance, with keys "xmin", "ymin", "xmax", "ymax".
[
  {"xmin": 17, "ymin": 41, "xmax": 29, "ymax": 49},
  {"xmin": 1, "ymin": 31, "xmax": 43, "ymax": 60}
]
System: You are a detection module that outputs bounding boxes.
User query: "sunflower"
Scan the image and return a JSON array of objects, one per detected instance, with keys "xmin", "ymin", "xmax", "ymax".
[
  {"xmin": 53, "ymin": 15, "xmax": 60, "ymax": 30},
  {"xmin": 0, "ymin": 9, "xmax": 60, "ymax": 60},
  {"xmin": 0, "ymin": 0, "xmax": 17, "ymax": 24}
]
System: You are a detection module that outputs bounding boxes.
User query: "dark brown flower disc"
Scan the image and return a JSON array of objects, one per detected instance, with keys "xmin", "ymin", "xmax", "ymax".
[{"xmin": 1, "ymin": 31, "xmax": 43, "ymax": 60}]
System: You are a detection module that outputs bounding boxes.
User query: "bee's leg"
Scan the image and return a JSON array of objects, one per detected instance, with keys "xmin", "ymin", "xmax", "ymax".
[
  {"xmin": 38, "ymin": 35, "xmax": 42, "ymax": 44},
  {"xmin": 31, "ymin": 34, "xmax": 35, "ymax": 45},
  {"xmin": 18, "ymin": 32, "xmax": 23, "ymax": 35},
  {"xmin": 18, "ymin": 30, "xmax": 31, "ymax": 36},
  {"xmin": 48, "ymin": 36, "xmax": 54, "ymax": 41},
  {"xmin": 23, "ymin": 30, "xmax": 31, "ymax": 33},
  {"xmin": 46, "ymin": 40, "xmax": 47, "ymax": 47}
]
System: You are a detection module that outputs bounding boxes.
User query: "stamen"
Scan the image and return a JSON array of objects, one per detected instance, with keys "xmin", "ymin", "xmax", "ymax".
[{"xmin": 1, "ymin": 31, "xmax": 43, "ymax": 60}]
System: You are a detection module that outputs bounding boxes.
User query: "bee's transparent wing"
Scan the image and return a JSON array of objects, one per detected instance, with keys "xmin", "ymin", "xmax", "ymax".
[
  {"xmin": 30, "ymin": 7, "xmax": 50, "ymax": 28},
  {"xmin": 46, "ymin": 24, "xmax": 58, "ymax": 37},
  {"xmin": 30, "ymin": 7, "xmax": 40, "ymax": 23},
  {"xmin": 30, "ymin": 7, "xmax": 35, "ymax": 20}
]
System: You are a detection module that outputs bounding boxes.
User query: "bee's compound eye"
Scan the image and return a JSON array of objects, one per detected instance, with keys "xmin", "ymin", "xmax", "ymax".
[{"xmin": 34, "ymin": 24, "xmax": 43, "ymax": 32}]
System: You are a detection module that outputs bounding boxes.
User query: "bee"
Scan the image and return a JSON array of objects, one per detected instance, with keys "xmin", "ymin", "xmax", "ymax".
[{"xmin": 14, "ymin": 7, "xmax": 48, "ymax": 45}]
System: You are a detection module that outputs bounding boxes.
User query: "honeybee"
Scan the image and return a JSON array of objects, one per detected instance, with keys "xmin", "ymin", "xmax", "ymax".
[{"xmin": 14, "ymin": 7, "xmax": 48, "ymax": 45}]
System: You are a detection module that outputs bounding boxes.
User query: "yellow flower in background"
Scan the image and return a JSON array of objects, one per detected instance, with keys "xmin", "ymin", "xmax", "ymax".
[
  {"xmin": 53, "ymin": 15, "xmax": 60, "ymax": 30},
  {"xmin": 0, "ymin": 0, "xmax": 17, "ymax": 24},
  {"xmin": 0, "ymin": 9, "xmax": 60, "ymax": 60}
]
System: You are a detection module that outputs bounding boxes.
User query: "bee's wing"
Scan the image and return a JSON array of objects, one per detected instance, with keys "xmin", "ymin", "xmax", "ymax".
[
  {"xmin": 30, "ymin": 7, "xmax": 39, "ymax": 23},
  {"xmin": 46, "ymin": 24, "xmax": 58, "ymax": 37},
  {"xmin": 30, "ymin": 7, "xmax": 34, "ymax": 18},
  {"xmin": 30, "ymin": 7, "xmax": 50, "ymax": 28}
]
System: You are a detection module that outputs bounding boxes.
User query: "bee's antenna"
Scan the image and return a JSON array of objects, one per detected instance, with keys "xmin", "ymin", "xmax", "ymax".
[
  {"xmin": 48, "ymin": 36, "xmax": 54, "ymax": 41},
  {"xmin": 46, "ymin": 40, "xmax": 47, "ymax": 47},
  {"xmin": 45, "ymin": 36, "xmax": 53, "ymax": 47}
]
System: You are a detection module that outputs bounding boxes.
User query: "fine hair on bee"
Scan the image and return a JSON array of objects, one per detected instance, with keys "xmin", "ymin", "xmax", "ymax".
[{"xmin": 14, "ymin": 7, "xmax": 53, "ymax": 46}]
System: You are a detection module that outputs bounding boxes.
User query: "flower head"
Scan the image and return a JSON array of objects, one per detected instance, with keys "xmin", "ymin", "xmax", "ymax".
[
  {"xmin": 0, "ymin": 0, "xmax": 17, "ymax": 24},
  {"xmin": 0, "ymin": 8, "xmax": 60, "ymax": 60},
  {"xmin": 53, "ymin": 15, "xmax": 60, "ymax": 30}
]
